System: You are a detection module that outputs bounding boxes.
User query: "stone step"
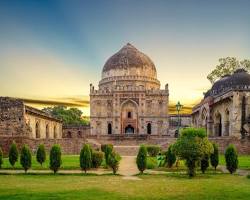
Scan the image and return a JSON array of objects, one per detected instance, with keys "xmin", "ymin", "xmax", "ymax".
[{"xmin": 114, "ymin": 145, "xmax": 139, "ymax": 156}]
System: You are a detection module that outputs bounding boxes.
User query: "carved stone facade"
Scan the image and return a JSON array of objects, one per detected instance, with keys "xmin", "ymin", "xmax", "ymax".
[
  {"xmin": 192, "ymin": 69, "xmax": 250, "ymax": 138},
  {"xmin": 0, "ymin": 97, "xmax": 62, "ymax": 139},
  {"xmin": 90, "ymin": 43, "xmax": 169, "ymax": 136}
]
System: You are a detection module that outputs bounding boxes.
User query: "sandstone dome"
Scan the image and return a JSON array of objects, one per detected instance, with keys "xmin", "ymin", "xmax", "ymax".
[
  {"xmin": 99, "ymin": 43, "xmax": 160, "ymax": 90},
  {"xmin": 206, "ymin": 69, "xmax": 250, "ymax": 97},
  {"xmin": 101, "ymin": 43, "xmax": 157, "ymax": 79}
]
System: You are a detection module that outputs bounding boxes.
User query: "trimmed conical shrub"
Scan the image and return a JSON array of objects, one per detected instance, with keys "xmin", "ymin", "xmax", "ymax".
[
  {"xmin": 20, "ymin": 145, "xmax": 32, "ymax": 173},
  {"xmin": 200, "ymin": 154, "xmax": 209, "ymax": 174},
  {"xmin": 136, "ymin": 145, "xmax": 147, "ymax": 174},
  {"xmin": 80, "ymin": 144, "xmax": 92, "ymax": 173},
  {"xmin": 49, "ymin": 144, "xmax": 62, "ymax": 174},
  {"xmin": 210, "ymin": 143, "xmax": 219, "ymax": 170},
  {"xmin": 166, "ymin": 144, "xmax": 176, "ymax": 168},
  {"xmin": 36, "ymin": 144, "xmax": 46, "ymax": 166},
  {"xmin": 225, "ymin": 144, "xmax": 238, "ymax": 174},
  {"xmin": 9, "ymin": 141, "xmax": 19, "ymax": 168}
]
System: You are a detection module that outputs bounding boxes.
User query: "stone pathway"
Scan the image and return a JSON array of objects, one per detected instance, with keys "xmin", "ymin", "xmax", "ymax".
[
  {"xmin": 118, "ymin": 156, "xmax": 141, "ymax": 180},
  {"xmin": 218, "ymin": 165, "xmax": 250, "ymax": 176}
]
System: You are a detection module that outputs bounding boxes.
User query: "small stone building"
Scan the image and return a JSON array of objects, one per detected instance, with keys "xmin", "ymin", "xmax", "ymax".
[
  {"xmin": 0, "ymin": 97, "xmax": 62, "ymax": 139},
  {"xmin": 90, "ymin": 43, "xmax": 169, "ymax": 136},
  {"xmin": 192, "ymin": 69, "xmax": 250, "ymax": 138}
]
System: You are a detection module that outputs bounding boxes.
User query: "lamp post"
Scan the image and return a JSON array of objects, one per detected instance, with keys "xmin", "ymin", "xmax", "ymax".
[{"xmin": 175, "ymin": 101, "xmax": 183, "ymax": 137}]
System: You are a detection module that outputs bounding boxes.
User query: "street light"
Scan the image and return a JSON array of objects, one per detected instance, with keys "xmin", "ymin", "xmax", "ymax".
[{"xmin": 175, "ymin": 101, "xmax": 183, "ymax": 137}]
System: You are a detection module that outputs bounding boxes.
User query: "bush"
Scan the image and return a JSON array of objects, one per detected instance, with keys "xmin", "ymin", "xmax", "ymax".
[
  {"xmin": 200, "ymin": 154, "xmax": 209, "ymax": 174},
  {"xmin": 92, "ymin": 150, "xmax": 104, "ymax": 168},
  {"xmin": 225, "ymin": 144, "xmax": 238, "ymax": 174},
  {"xmin": 49, "ymin": 144, "xmax": 62, "ymax": 174},
  {"xmin": 146, "ymin": 157, "xmax": 157, "ymax": 169},
  {"xmin": 210, "ymin": 143, "xmax": 219, "ymax": 170},
  {"xmin": 146, "ymin": 145, "xmax": 161, "ymax": 157},
  {"xmin": 0, "ymin": 147, "xmax": 3, "ymax": 169},
  {"xmin": 20, "ymin": 145, "xmax": 32, "ymax": 173},
  {"xmin": 136, "ymin": 145, "xmax": 147, "ymax": 173},
  {"xmin": 173, "ymin": 128, "xmax": 214, "ymax": 177},
  {"xmin": 107, "ymin": 151, "xmax": 121, "ymax": 174},
  {"xmin": 9, "ymin": 141, "xmax": 19, "ymax": 168},
  {"xmin": 101, "ymin": 144, "xmax": 113, "ymax": 165},
  {"xmin": 36, "ymin": 144, "xmax": 46, "ymax": 166},
  {"xmin": 166, "ymin": 145, "xmax": 176, "ymax": 168},
  {"xmin": 80, "ymin": 144, "xmax": 92, "ymax": 173}
]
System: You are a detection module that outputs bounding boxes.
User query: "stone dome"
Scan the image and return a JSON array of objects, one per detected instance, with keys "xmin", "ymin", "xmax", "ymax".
[
  {"xmin": 207, "ymin": 69, "xmax": 250, "ymax": 97},
  {"xmin": 102, "ymin": 43, "xmax": 157, "ymax": 79}
]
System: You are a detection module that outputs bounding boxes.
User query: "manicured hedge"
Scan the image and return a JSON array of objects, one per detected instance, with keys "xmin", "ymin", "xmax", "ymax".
[
  {"xmin": 146, "ymin": 145, "xmax": 161, "ymax": 157},
  {"xmin": 92, "ymin": 150, "xmax": 104, "ymax": 168}
]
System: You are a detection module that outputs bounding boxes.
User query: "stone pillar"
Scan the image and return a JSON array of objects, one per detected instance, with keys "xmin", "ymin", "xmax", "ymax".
[{"xmin": 231, "ymin": 92, "xmax": 242, "ymax": 138}]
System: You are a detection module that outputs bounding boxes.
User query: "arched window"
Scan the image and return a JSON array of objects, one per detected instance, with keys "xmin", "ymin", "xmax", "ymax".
[
  {"xmin": 147, "ymin": 123, "xmax": 152, "ymax": 134},
  {"xmin": 67, "ymin": 131, "xmax": 72, "ymax": 138},
  {"xmin": 215, "ymin": 112, "xmax": 222, "ymax": 137},
  {"xmin": 54, "ymin": 125, "xmax": 57, "ymax": 138},
  {"xmin": 78, "ymin": 131, "xmax": 82, "ymax": 138},
  {"xmin": 108, "ymin": 123, "xmax": 112, "ymax": 134},
  {"xmin": 46, "ymin": 124, "xmax": 49, "ymax": 138},
  {"xmin": 128, "ymin": 112, "xmax": 132, "ymax": 118},
  {"xmin": 35, "ymin": 122, "xmax": 40, "ymax": 138}
]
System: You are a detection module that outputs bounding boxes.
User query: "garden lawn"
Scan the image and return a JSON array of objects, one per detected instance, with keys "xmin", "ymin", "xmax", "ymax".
[
  {"xmin": 219, "ymin": 155, "xmax": 250, "ymax": 170},
  {"xmin": 0, "ymin": 174, "xmax": 249, "ymax": 200},
  {"xmin": 1, "ymin": 155, "xmax": 81, "ymax": 170}
]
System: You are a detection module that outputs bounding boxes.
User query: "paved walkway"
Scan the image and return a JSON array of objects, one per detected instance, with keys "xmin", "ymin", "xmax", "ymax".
[
  {"xmin": 218, "ymin": 165, "xmax": 250, "ymax": 176},
  {"xmin": 118, "ymin": 156, "xmax": 141, "ymax": 180}
]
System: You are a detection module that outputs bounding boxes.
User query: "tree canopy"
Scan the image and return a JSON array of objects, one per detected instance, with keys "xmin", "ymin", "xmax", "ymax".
[
  {"xmin": 42, "ymin": 106, "xmax": 89, "ymax": 126},
  {"xmin": 207, "ymin": 57, "xmax": 250, "ymax": 83}
]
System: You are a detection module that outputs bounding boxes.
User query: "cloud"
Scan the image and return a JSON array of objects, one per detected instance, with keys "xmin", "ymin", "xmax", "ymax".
[{"xmin": 17, "ymin": 95, "xmax": 90, "ymax": 109}]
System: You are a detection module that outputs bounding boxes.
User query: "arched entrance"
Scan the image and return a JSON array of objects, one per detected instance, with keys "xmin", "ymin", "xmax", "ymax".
[
  {"xmin": 125, "ymin": 124, "xmax": 134, "ymax": 134},
  {"xmin": 147, "ymin": 123, "xmax": 152, "ymax": 134},
  {"xmin": 108, "ymin": 123, "xmax": 112, "ymax": 134},
  {"xmin": 121, "ymin": 99, "xmax": 138, "ymax": 134},
  {"xmin": 214, "ymin": 112, "xmax": 222, "ymax": 137}
]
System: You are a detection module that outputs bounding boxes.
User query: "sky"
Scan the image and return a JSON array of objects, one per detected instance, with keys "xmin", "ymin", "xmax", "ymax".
[{"xmin": 0, "ymin": 0, "xmax": 250, "ymax": 115}]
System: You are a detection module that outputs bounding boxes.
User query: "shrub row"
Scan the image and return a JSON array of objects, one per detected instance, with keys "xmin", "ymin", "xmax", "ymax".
[{"xmin": 1, "ymin": 142, "xmax": 120, "ymax": 174}]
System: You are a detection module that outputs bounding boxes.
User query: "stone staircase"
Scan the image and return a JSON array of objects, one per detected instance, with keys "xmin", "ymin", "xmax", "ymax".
[{"xmin": 113, "ymin": 145, "xmax": 139, "ymax": 156}]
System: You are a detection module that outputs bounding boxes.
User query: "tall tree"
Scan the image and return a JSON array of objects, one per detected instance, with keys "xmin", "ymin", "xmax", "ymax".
[
  {"xmin": 207, "ymin": 57, "xmax": 250, "ymax": 83},
  {"xmin": 42, "ymin": 106, "xmax": 89, "ymax": 126}
]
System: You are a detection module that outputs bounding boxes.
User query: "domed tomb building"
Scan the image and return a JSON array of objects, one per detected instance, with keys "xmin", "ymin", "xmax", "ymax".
[
  {"xmin": 90, "ymin": 43, "xmax": 169, "ymax": 135},
  {"xmin": 192, "ymin": 69, "xmax": 250, "ymax": 138}
]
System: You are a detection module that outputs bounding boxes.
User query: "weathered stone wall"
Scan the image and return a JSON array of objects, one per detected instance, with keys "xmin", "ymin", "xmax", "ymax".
[
  {"xmin": 62, "ymin": 125, "xmax": 90, "ymax": 138},
  {"xmin": 0, "ymin": 136, "xmax": 249, "ymax": 156},
  {"xmin": 0, "ymin": 97, "xmax": 30, "ymax": 137}
]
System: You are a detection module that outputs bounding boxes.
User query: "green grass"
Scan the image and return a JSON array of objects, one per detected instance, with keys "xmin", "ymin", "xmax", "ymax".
[
  {"xmin": 2, "ymin": 155, "xmax": 81, "ymax": 170},
  {"xmin": 219, "ymin": 155, "xmax": 250, "ymax": 170},
  {"xmin": 0, "ymin": 174, "xmax": 249, "ymax": 200}
]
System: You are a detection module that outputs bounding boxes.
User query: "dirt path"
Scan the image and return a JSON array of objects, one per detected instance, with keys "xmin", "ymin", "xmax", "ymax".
[{"xmin": 118, "ymin": 156, "xmax": 141, "ymax": 180}]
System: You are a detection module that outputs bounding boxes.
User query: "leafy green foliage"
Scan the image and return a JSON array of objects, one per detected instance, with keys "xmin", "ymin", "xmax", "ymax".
[
  {"xmin": 146, "ymin": 157, "xmax": 157, "ymax": 169},
  {"xmin": 0, "ymin": 147, "xmax": 3, "ymax": 168},
  {"xmin": 173, "ymin": 128, "xmax": 214, "ymax": 177},
  {"xmin": 225, "ymin": 144, "xmax": 238, "ymax": 174},
  {"xmin": 101, "ymin": 144, "xmax": 113, "ymax": 165},
  {"xmin": 136, "ymin": 145, "xmax": 147, "ymax": 173},
  {"xmin": 91, "ymin": 151, "xmax": 104, "ymax": 168},
  {"xmin": 146, "ymin": 145, "xmax": 161, "ymax": 157},
  {"xmin": 165, "ymin": 145, "xmax": 176, "ymax": 168},
  {"xmin": 207, "ymin": 57, "xmax": 250, "ymax": 83},
  {"xmin": 42, "ymin": 106, "xmax": 89, "ymax": 126},
  {"xmin": 107, "ymin": 151, "xmax": 121, "ymax": 174},
  {"xmin": 36, "ymin": 144, "xmax": 46, "ymax": 166},
  {"xmin": 200, "ymin": 154, "xmax": 209, "ymax": 174},
  {"xmin": 210, "ymin": 143, "xmax": 219, "ymax": 170},
  {"xmin": 9, "ymin": 141, "xmax": 19, "ymax": 168},
  {"xmin": 20, "ymin": 145, "xmax": 32, "ymax": 173},
  {"xmin": 49, "ymin": 144, "xmax": 62, "ymax": 174},
  {"xmin": 80, "ymin": 144, "xmax": 92, "ymax": 173}
]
